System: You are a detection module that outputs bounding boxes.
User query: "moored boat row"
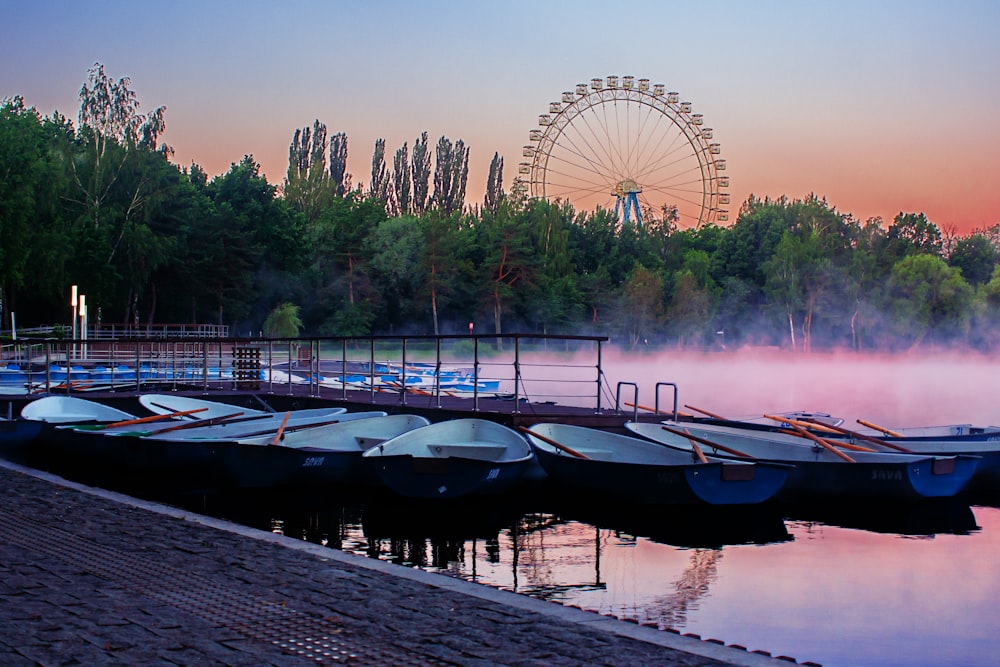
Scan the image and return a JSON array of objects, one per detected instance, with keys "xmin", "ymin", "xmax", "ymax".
[{"xmin": 9, "ymin": 394, "xmax": 999, "ymax": 505}]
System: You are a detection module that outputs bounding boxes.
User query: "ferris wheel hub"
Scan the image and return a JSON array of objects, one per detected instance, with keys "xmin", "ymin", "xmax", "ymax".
[{"xmin": 614, "ymin": 179, "xmax": 642, "ymax": 197}]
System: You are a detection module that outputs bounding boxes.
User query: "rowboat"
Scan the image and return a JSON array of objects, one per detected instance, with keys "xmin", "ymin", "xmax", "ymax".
[
  {"xmin": 20, "ymin": 395, "xmax": 138, "ymax": 424},
  {"xmin": 225, "ymin": 413, "xmax": 432, "ymax": 487},
  {"xmin": 522, "ymin": 423, "xmax": 789, "ymax": 505},
  {"xmin": 688, "ymin": 412, "xmax": 1000, "ymax": 494},
  {"xmin": 362, "ymin": 418, "xmax": 536, "ymax": 499},
  {"xmin": 138, "ymin": 393, "xmax": 345, "ymax": 422},
  {"xmin": 34, "ymin": 397, "xmax": 379, "ymax": 489},
  {"xmin": 626, "ymin": 421, "xmax": 979, "ymax": 501}
]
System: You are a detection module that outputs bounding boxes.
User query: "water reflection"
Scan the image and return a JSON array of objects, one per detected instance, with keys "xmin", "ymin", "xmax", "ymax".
[
  {"xmin": 785, "ymin": 497, "xmax": 980, "ymax": 537},
  {"xmin": 171, "ymin": 487, "xmax": 998, "ymax": 667}
]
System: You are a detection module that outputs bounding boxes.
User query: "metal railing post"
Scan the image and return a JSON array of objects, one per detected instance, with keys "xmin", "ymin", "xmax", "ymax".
[
  {"xmin": 400, "ymin": 337, "xmax": 407, "ymax": 406},
  {"xmin": 512, "ymin": 336, "xmax": 521, "ymax": 414},
  {"xmin": 287, "ymin": 340, "xmax": 294, "ymax": 395},
  {"xmin": 434, "ymin": 337, "xmax": 442, "ymax": 409},
  {"xmin": 596, "ymin": 340, "xmax": 603, "ymax": 413},
  {"xmin": 654, "ymin": 381, "xmax": 679, "ymax": 421},
  {"xmin": 341, "ymin": 339, "xmax": 348, "ymax": 400},
  {"xmin": 615, "ymin": 382, "xmax": 639, "ymax": 421},
  {"xmin": 473, "ymin": 337, "xmax": 480, "ymax": 412},
  {"xmin": 369, "ymin": 338, "xmax": 376, "ymax": 404}
]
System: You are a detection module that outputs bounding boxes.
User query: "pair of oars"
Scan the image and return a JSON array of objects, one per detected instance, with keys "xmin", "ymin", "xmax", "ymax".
[
  {"xmin": 761, "ymin": 413, "xmax": 912, "ymax": 454},
  {"xmin": 97, "ymin": 407, "xmax": 209, "ymax": 429},
  {"xmin": 685, "ymin": 404, "xmax": 912, "ymax": 463},
  {"xmin": 683, "ymin": 404, "xmax": 858, "ymax": 462},
  {"xmin": 518, "ymin": 424, "xmax": 724, "ymax": 466}
]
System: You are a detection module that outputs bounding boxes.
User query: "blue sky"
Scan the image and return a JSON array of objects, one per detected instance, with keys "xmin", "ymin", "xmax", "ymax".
[{"xmin": 3, "ymin": 0, "xmax": 999, "ymax": 231}]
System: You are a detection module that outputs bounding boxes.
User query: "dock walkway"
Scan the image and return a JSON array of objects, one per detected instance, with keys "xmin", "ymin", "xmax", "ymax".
[{"xmin": 0, "ymin": 460, "xmax": 789, "ymax": 666}]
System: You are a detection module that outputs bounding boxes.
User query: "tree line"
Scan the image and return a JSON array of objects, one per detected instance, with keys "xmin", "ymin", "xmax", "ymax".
[{"xmin": 1, "ymin": 65, "xmax": 999, "ymax": 352}]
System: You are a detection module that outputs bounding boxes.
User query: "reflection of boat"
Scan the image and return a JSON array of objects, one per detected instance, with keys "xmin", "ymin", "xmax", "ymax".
[
  {"xmin": 523, "ymin": 423, "xmax": 789, "ymax": 505},
  {"xmin": 546, "ymin": 498, "xmax": 792, "ymax": 549},
  {"xmin": 0, "ymin": 416, "xmax": 44, "ymax": 454},
  {"xmin": 361, "ymin": 494, "xmax": 524, "ymax": 542},
  {"xmin": 363, "ymin": 418, "xmax": 536, "ymax": 499},
  {"xmin": 627, "ymin": 421, "xmax": 980, "ymax": 501},
  {"xmin": 786, "ymin": 497, "xmax": 980, "ymax": 537}
]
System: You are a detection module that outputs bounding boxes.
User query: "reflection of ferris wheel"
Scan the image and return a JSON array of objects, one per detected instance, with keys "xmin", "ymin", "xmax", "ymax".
[{"xmin": 519, "ymin": 75, "xmax": 729, "ymax": 228}]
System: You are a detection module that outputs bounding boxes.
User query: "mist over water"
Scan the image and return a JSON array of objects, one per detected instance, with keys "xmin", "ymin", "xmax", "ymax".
[{"xmin": 524, "ymin": 347, "xmax": 1000, "ymax": 428}]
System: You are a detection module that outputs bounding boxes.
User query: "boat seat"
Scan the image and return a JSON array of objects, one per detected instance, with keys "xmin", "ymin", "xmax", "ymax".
[{"xmin": 425, "ymin": 443, "xmax": 508, "ymax": 461}]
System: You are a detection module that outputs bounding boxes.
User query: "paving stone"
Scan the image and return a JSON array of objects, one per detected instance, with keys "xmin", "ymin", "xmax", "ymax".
[{"xmin": 0, "ymin": 461, "xmax": 777, "ymax": 667}]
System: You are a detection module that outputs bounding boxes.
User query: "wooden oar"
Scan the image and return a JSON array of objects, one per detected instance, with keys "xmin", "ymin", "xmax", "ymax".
[
  {"xmin": 773, "ymin": 419, "xmax": 856, "ymax": 463},
  {"xmin": 762, "ymin": 415, "xmax": 876, "ymax": 452},
  {"xmin": 772, "ymin": 426, "xmax": 876, "ymax": 452},
  {"xmin": 683, "ymin": 428, "xmax": 709, "ymax": 463},
  {"xmin": 271, "ymin": 412, "xmax": 291, "ymax": 445},
  {"xmin": 807, "ymin": 420, "xmax": 913, "ymax": 453},
  {"xmin": 518, "ymin": 426, "xmax": 590, "ymax": 460},
  {"xmin": 684, "ymin": 404, "xmax": 728, "ymax": 420},
  {"xmin": 235, "ymin": 417, "xmax": 343, "ymax": 441},
  {"xmin": 857, "ymin": 418, "xmax": 904, "ymax": 438},
  {"xmin": 148, "ymin": 411, "xmax": 247, "ymax": 435},
  {"xmin": 625, "ymin": 401, "xmax": 692, "ymax": 418},
  {"xmin": 102, "ymin": 408, "xmax": 209, "ymax": 429},
  {"xmin": 763, "ymin": 414, "xmax": 843, "ymax": 435},
  {"xmin": 659, "ymin": 424, "xmax": 755, "ymax": 459}
]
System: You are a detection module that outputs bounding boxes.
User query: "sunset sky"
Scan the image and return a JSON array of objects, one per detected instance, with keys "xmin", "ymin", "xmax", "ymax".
[{"xmin": 3, "ymin": 0, "xmax": 998, "ymax": 234}]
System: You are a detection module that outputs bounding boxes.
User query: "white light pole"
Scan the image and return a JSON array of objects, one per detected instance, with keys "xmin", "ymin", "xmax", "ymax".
[
  {"xmin": 70, "ymin": 285, "xmax": 78, "ymax": 362},
  {"xmin": 78, "ymin": 294, "xmax": 87, "ymax": 361}
]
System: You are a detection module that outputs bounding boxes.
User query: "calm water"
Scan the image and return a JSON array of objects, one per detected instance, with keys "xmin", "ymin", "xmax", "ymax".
[{"xmin": 174, "ymin": 488, "xmax": 998, "ymax": 667}]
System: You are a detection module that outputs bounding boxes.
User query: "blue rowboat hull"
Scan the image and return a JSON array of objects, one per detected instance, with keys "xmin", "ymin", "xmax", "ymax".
[
  {"xmin": 368, "ymin": 455, "xmax": 533, "ymax": 499},
  {"xmin": 533, "ymin": 447, "xmax": 787, "ymax": 505}
]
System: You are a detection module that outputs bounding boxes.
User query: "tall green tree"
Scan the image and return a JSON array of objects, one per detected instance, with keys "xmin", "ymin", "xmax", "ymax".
[
  {"xmin": 949, "ymin": 234, "xmax": 998, "ymax": 286},
  {"xmin": 618, "ymin": 264, "xmax": 665, "ymax": 348},
  {"xmin": 484, "ymin": 151, "xmax": 504, "ymax": 214},
  {"xmin": 411, "ymin": 131, "xmax": 431, "ymax": 213},
  {"xmin": 391, "ymin": 141, "xmax": 410, "ymax": 216},
  {"xmin": 888, "ymin": 212, "xmax": 943, "ymax": 258},
  {"xmin": 284, "ymin": 120, "xmax": 332, "ymax": 222},
  {"xmin": 368, "ymin": 138, "xmax": 390, "ymax": 205},
  {"xmin": 364, "ymin": 214, "xmax": 426, "ymax": 328},
  {"xmin": 884, "ymin": 253, "xmax": 974, "ymax": 349},
  {"xmin": 0, "ymin": 98, "xmax": 69, "ymax": 317},
  {"xmin": 71, "ymin": 63, "xmax": 168, "ymax": 236},
  {"xmin": 477, "ymin": 202, "xmax": 537, "ymax": 344},
  {"xmin": 432, "ymin": 136, "xmax": 469, "ymax": 214},
  {"xmin": 666, "ymin": 269, "xmax": 711, "ymax": 347},
  {"xmin": 329, "ymin": 131, "xmax": 350, "ymax": 197}
]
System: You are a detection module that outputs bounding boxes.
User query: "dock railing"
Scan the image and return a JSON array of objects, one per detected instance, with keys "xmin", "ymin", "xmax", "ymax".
[{"xmin": 1, "ymin": 333, "xmax": 611, "ymax": 412}]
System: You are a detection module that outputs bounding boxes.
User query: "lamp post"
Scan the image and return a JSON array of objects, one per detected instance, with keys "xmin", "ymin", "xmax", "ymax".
[
  {"xmin": 78, "ymin": 294, "xmax": 87, "ymax": 361},
  {"xmin": 70, "ymin": 285, "xmax": 78, "ymax": 362}
]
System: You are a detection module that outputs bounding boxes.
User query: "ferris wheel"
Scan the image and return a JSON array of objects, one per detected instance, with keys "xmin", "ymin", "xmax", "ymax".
[{"xmin": 519, "ymin": 75, "xmax": 729, "ymax": 228}]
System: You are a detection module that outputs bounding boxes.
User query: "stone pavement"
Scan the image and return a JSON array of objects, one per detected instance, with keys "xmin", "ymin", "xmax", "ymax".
[{"xmin": 0, "ymin": 460, "xmax": 795, "ymax": 666}]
